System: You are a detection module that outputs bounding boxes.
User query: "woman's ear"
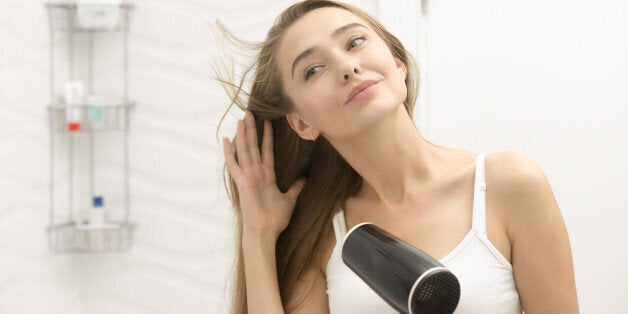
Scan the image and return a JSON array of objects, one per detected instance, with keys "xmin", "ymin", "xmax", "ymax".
[
  {"xmin": 286, "ymin": 113, "xmax": 320, "ymax": 141},
  {"xmin": 394, "ymin": 57, "xmax": 407, "ymax": 80}
]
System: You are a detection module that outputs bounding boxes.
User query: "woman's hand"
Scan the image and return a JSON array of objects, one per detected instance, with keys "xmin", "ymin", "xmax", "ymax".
[{"xmin": 223, "ymin": 110, "xmax": 306, "ymax": 240}]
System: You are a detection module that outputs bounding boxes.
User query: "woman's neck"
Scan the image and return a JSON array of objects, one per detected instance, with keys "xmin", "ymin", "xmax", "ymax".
[{"xmin": 329, "ymin": 106, "xmax": 445, "ymax": 206}]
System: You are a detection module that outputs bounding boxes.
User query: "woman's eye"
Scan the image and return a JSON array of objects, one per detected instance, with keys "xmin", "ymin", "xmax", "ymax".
[
  {"xmin": 304, "ymin": 65, "xmax": 322, "ymax": 80},
  {"xmin": 348, "ymin": 37, "xmax": 365, "ymax": 50}
]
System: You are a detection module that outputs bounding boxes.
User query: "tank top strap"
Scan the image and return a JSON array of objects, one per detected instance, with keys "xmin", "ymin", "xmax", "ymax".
[
  {"xmin": 332, "ymin": 209, "xmax": 347, "ymax": 241},
  {"xmin": 472, "ymin": 153, "xmax": 490, "ymax": 236}
]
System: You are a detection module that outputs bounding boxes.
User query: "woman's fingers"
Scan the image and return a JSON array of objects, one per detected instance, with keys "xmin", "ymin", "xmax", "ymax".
[
  {"xmin": 244, "ymin": 111, "xmax": 262, "ymax": 164},
  {"xmin": 285, "ymin": 178, "xmax": 307, "ymax": 205},
  {"xmin": 235, "ymin": 119, "xmax": 251, "ymax": 167},
  {"xmin": 226, "ymin": 112, "xmax": 275, "ymax": 189},
  {"xmin": 223, "ymin": 137, "xmax": 243, "ymax": 180},
  {"xmin": 261, "ymin": 119, "xmax": 274, "ymax": 168}
]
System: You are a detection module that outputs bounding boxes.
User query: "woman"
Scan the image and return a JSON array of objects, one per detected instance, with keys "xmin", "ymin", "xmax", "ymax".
[{"xmin": 219, "ymin": 1, "xmax": 579, "ymax": 313}]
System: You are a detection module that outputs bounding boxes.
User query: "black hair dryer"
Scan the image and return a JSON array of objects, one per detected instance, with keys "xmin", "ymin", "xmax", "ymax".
[{"xmin": 342, "ymin": 223, "xmax": 461, "ymax": 314}]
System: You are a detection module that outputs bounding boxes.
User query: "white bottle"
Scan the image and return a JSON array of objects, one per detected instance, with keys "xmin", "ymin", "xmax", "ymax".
[
  {"xmin": 89, "ymin": 196, "xmax": 107, "ymax": 251},
  {"xmin": 64, "ymin": 81, "xmax": 84, "ymax": 131}
]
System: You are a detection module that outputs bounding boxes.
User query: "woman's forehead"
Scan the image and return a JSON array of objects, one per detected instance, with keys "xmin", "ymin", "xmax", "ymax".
[{"xmin": 285, "ymin": 7, "xmax": 368, "ymax": 45}]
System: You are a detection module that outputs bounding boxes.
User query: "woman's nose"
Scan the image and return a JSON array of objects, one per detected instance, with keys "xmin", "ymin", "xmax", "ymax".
[{"xmin": 338, "ymin": 56, "xmax": 362, "ymax": 83}]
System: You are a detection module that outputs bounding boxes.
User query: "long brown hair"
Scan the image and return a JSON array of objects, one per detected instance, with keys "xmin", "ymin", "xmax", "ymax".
[{"xmin": 214, "ymin": 1, "xmax": 420, "ymax": 312}]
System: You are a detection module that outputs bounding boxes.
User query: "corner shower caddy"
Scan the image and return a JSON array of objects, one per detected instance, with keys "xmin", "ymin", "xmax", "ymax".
[{"xmin": 46, "ymin": 1, "xmax": 136, "ymax": 253}]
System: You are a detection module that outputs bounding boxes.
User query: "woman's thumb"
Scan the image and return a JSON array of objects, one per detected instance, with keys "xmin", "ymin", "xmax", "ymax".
[{"xmin": 285, "ymin": 178, "xmax": 307, "ymax": 203}]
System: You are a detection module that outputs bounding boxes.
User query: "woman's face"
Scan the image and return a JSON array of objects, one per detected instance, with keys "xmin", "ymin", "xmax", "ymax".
[{"xmin": 277, "ymin": 7, "xmax": 408, "ymax": 141}]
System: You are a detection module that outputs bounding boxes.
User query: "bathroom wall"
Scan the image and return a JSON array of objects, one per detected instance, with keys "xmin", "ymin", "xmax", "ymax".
[{"xmin": 1, "ymin": 0, "xmax": 626, "ymax": 313}]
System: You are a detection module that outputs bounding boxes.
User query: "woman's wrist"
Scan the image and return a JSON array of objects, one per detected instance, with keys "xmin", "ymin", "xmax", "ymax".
[
  {"xmin": 242, "ymin": 231, "xmax": 278, "ymax": 249},
  {"xmin": 241, "ymin": 232, "xmax": 278, "ymax": 265},
  {"xmin": 242, "ymin": 223, "xmax": 281, "ymax": 241}
]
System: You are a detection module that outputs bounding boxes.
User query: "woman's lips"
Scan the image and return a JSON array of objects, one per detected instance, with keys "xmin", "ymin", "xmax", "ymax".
[{"xmin": 346, "ymin": 80, "xmax": 379, "ymax": 104}]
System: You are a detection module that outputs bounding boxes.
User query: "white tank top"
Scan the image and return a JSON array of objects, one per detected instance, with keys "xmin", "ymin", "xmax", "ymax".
[{"xmin": 325, "ymin": 153, "xmax": 523, "ymax": 313}]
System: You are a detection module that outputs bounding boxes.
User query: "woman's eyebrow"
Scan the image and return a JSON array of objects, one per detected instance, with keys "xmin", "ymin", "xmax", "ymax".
[
  {"xmin": 331, "ymin": 22, "xmax": 366, "ymax": 38},
  {"xmin": 291, "ymin": 47, "xmax": 317, "ymax": 79},
  {"xmin": 291, "ymin": 22, "xmax": 368, "ymax": 79}
]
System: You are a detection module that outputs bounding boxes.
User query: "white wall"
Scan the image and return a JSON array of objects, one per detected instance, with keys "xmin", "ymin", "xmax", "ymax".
[{"xmin": 0, "ymin": 0, "xmax": 626, "ymax": 313}]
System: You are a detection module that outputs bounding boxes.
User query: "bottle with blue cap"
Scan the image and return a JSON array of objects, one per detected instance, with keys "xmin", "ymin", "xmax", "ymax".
[{"xmin": 90, "ymin": 195, "xmax": 106, "ymax": 225}]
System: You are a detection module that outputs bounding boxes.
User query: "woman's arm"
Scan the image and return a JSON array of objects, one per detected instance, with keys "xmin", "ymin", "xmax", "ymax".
[
  {"xmin": 241, "ymin": 232, "xmax": 329, "ymax": 314},
  {"xmin": 495, "ymin": 152, "xmax": 579, "ymax": 313},
  {"xmin": 241, "ymin": 233, "xmax": 285, "ymax": 313},
  {"xmin": 240, "ymin": 233, "xmax": 329, "ymax": 314},
  {"xmin": 224, "ymin": 111, "xmax": 327, "ymax": 313}
]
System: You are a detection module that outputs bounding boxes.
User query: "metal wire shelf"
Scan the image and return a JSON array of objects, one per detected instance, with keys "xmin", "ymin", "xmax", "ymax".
[
  {"xmin": 47, "ymin": 221, "xmax": 136, "ymax": 253},
  {"xmin": 47, "ymin": 101, "xmax": 135, "ymax": 132},
  {"xmin": 46, "ymin": 1, "xmax": 136, "ymax": 254}
]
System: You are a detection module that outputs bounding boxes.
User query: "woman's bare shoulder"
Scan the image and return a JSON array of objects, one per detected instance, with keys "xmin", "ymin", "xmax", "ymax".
[
  {"xmin": 485, "ymin": 152, "xmax": 578, "ymax": 312},
  {"xmin": 484, "ymin": 151, "xmax": 559, "ymax": 231},
  {"xmin": 484, "ymin": 151, "xmax": 551, "ymax": 197}
]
